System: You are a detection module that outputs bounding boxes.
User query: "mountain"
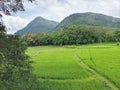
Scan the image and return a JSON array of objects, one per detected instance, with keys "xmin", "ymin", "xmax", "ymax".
[
  {"xmin": 55, "ymin": 12, "xmax": 120, "ymax": 30},
  {"xmin": 16, "ymin": 12, "xmax": 120, "ymax": 35},
  {"xmin": 15, "ymin": 16, "xmax": 59, "ymax": 35}
]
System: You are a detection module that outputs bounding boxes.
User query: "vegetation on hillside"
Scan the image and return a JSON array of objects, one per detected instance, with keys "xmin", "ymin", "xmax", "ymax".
[
  {"xmin": 15, "ymin": 17, "xmax": 59, "ymax": 35},
  {"xmin": 55, "ymin": 12, "xmax": 120, "ymax": 30},
  {"xmin": 15, "ymin": 12, "xmax": 120, "ymax": 35}
]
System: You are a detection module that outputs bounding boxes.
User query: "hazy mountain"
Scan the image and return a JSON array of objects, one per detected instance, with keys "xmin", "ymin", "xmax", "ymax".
[
  {"xmin": 55, "ymin": 12, "xmax": 120, "ymax": 30},
  {"xmin": 15, "ymin": 16, "xmax": 59, "ymax": 35}
]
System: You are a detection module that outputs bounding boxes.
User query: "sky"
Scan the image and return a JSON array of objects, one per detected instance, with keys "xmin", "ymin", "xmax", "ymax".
[{"xmin": 2, "ymin": 0, "xmax": 120, "ymax": 34}]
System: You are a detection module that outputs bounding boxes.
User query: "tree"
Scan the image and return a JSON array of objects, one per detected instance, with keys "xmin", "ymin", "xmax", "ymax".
[
  {"xmin": 34, "ymin": 32, "xmax": 46, "ymax": 46},
  {"xmin": 0, "ymin": 22, "xmax": 6, "ymax": 33},
  {"xmin": 21, "ymin": 33, "xmax": 35, "ymax": 46},
  {"xmin": 0, "ymin": 0, "xmax": 34, "ymax": 15},
  {"xmin": 0, "ymin": 34, "xmax": 38, "ymax": 90},
  {"xmin": 0, "ymin": 0, "xmax": 39, "ymax": 90},
  {"xmin": 114, "ymin": 30, "xmax": 120, "ymax": 42},
  {"xmin": 47, "ymin": 25, "xmax": 118, "ymax": 45}
]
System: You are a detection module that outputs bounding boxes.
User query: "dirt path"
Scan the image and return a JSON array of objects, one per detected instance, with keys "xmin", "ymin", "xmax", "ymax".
[{"xmin": 75, "ymin": 54, "xmax": 119, "ymax": 90}]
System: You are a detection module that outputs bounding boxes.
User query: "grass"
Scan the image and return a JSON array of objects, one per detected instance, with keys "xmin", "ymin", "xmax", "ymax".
[
  {"xmin": 38, "ymin": 79, "xmax": 108, "ymax": 90},
  {"xmin": 26, "ymin": 43, "xmax": 120, "ymax": 90},
  {"xmin": 76, "ymin": 43, "xmax": 120, "ymax": 88},
  {"xmin": 28, "ymin": 47, "xmax": 90, "ymax": 79}
]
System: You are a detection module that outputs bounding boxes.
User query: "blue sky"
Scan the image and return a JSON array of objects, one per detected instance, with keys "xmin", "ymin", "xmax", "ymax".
[{"xmin": 2, "ymin": 0, "xmax": 120, "ymax": 34}]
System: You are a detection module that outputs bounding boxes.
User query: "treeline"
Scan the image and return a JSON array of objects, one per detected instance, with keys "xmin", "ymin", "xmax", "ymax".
[{"xmin": 21, "ymin": 25, "xmax": 120, "ymax": 46}]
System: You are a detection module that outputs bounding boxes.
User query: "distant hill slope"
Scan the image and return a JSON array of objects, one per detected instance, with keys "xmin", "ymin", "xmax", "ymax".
[
  {"xmin": 15, "ymin": 16, "xmax": 59, "ymax": 35},
  {"xmin": 55, "ymin": 12, "xmax": 120, "ymax": 30}
]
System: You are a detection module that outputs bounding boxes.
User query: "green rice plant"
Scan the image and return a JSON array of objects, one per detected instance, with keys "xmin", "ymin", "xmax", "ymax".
[
  {"xmin": 76, "ymin": 43, "xmax": 120, "ymax": 88},
  {"xmin": 26, "ymin": 45, "xmax": 116, "ymax": 90}
]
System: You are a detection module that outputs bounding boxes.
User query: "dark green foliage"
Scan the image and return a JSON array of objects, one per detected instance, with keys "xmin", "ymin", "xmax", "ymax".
[
  {"xmin": 114, "ymin": 30, "xmax": 120, "ymax": 41},
  {"xmin": 0, "ymin": 1, "xmax": 40, "ymax": 89},
  {"xmin": 0, "ymin": 26, "xmax": 39, "ymax": 90},
  {"xmin": 15, "ymin": 16, "xmax": 59, "ymax": 35},
  {"xmin": 21, "ymin": 32, "xmax": 48, "ymax": 46},
  {"xmin": 51, "ymin": 25, "xmax": 114, "ymax": 45},
  {"xmin": 52, "ymin": 26, "xmax": 120, "ymax": 45},
  {"xmin": 0, "ymin": 23, "xmax": 6, "ymax": 34},
  {"xmin": 55, "ymin": 12, "xmax": 120, "ymax": 30},
  {"xmin": 22, "ymin": 25, "xmax": 120, "ymax": 46}
]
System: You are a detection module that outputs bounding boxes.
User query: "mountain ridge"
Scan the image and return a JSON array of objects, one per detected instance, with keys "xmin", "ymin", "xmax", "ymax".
[
  {"xmin": 55, "ymin": 12, "xmax": 120, "ymax": 30},
  {"xmin": 15, "ymin": 12, "xmax": 120, "ymax": 35},
  {"xmin": 15, "ymin": 16, "xmax": 59, "ymax": 35}
]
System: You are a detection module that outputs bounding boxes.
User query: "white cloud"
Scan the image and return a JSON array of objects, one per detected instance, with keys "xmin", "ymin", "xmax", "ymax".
[
  {"xmin": 2, "ymin": 14, "xmax": 29, "ymax": 34},
  {"xmin": 25, "ymin": 0, "xmax": 120, "ymax": 21}
]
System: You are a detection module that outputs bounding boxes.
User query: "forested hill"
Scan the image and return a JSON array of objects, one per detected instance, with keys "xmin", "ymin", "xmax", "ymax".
[
  {"xmin": 55, "ymin": 12, "xmax": 120, "ymax": 30},
  {"xmin": 15, "ymin": 16, "xmax": 59, "ymax": 35},
  {"xmin": 15, "ymin": 12, "xmax": 120, "ymax": 35}
]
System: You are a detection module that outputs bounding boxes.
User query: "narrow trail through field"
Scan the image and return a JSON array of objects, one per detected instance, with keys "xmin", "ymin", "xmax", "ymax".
[{"xmin": 74, "ymin": 54, "xmax": 119, "ymax": 90}]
